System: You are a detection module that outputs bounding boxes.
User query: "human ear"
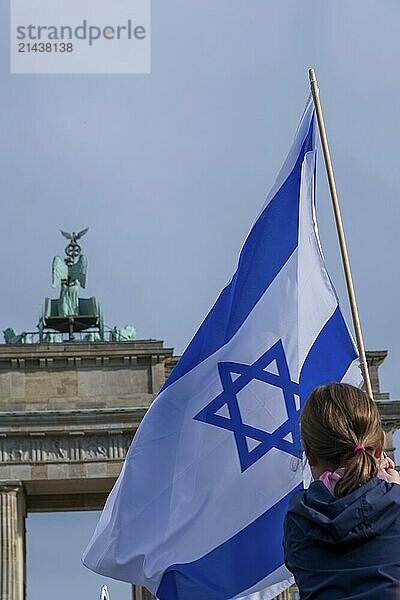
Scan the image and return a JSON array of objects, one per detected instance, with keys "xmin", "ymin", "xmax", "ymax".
[{"xmin": 301, "ymin": 439, "xmax": 317, "ymax": 466}]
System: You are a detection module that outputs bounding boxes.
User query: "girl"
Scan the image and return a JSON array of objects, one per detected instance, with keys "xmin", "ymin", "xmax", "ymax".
[{"xmin": 284, "ymin": 382, "xmax": 400, "ymax": 599}]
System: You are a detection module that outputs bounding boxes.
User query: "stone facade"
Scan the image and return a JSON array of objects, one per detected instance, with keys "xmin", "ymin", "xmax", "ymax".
[
  {"xmin": 0, "ymin": 343, "xmax": 397, "ymax": 600},
  {"xmin": 0, "ymin": 340, "xmax": 174, "ymax": 600}
]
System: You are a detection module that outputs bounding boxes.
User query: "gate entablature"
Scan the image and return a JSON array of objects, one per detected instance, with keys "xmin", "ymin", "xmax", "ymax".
[
  {"xmin": 0, "ymin": 406, "xmax": 143, "ymax": 511},
  {"xmin": 0, "ymin": 340, "xmax": 173, "ymax": 514}
]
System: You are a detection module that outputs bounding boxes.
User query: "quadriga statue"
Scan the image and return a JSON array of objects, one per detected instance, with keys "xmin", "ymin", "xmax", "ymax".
[{"xmin": 52, "ymin": 229, "xmax": 88, "ymax": 316}]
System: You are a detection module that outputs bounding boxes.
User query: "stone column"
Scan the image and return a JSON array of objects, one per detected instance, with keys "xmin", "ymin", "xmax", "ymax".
[
  {"xmin": 382, "ymin": 426, "xmax": 396, "ymax": 462},
  {"xmin": 0, "ymin": 483, "xmax": 26, "ymax": 600},
  {"xmin": 132, "ymin": 585, "xmax": 156, "ymax": 600},
  {"xmin": 149, "ymin": 356, "xmax": 165, "ymax": 396},
  {"xmin": 275, "ymin": 585, "xmax": 299, "ymax": 599}
]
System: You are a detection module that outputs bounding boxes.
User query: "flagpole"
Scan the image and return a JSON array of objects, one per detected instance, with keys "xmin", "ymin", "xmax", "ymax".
[{"xmin": 308, "ymin": 68, "xmax": 373, "ymax": 399}]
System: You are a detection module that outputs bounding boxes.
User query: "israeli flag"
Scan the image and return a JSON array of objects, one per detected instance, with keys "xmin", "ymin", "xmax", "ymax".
[{"xmin": 83, "ymin": 96, "xmax": 362, "ymax": 599}]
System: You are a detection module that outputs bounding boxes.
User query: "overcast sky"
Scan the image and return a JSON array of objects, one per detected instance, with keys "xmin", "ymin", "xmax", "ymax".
[{"xmin": 1, "ymin": 1, "xmax": 400, "ymax": 599}]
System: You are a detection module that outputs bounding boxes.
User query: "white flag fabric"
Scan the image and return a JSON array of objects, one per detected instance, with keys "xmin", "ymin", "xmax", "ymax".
[{"xmin": 83, "ymin": 96, "xmax": 362, "ymax": 599}]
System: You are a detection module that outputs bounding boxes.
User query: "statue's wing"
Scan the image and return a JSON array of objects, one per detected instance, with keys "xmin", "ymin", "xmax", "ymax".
[
  {"xmin": 69, "ymin": 254, "xmax": 88, "ymax": 288},
  {"xmin": 60, "ymin": 230, "xmax": 73, "ymax": 240},
  {"xmin": 76, "ymin": 227, "xmax": 89, "ymax": 240},
  {"xmin": 52, "ymin": 256, "xmax": 68, "ymax": 287}
]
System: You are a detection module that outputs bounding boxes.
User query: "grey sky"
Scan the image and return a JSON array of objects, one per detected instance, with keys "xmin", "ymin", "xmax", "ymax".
[
  {"xmin": 1, "ymin": 1, "xmax": 399, "ymax": 598},
  {"xmin": 27, "ymin": 512, "xmax": 131, "ymax": 600}
]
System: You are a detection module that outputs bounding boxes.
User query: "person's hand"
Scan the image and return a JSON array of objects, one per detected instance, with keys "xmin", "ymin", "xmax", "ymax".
[
  {"xmin": 379, "ymin": 454, "xmax": 400, "ymax": 485},
  {"xmin": 379, "ymin": 454, "xmax": 395, "ymax": 470},
  {"xmin": 386, "ymin": 469, "xmax": 400, "ymax": 484}
]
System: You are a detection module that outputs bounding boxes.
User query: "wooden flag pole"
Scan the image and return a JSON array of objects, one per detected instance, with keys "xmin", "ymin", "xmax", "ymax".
[{"xmin": 308, "ymin": 68, "xmax": 373, "ymax": 399}]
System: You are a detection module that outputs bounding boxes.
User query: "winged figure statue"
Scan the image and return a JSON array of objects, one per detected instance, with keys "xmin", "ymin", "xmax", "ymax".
[{"xmin": 52, "ymin": 254, "xmax": 88, "ymax": 316}]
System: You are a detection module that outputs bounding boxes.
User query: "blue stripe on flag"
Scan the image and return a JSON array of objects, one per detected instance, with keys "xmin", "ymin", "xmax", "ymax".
[
  {"xmin": 162, "ymin": 123, "xmax": 314, "ymax": 392},
  {"xmin": 299, "ymin": 305, "xmax": 358, "ymax": 403},
  {"xmin": 157, "ymin": 484, "xmax": 302, "ymax": 600},
  {"xmin": 156, "ymin": 307, "xmax": 357, "ymax": 600}
]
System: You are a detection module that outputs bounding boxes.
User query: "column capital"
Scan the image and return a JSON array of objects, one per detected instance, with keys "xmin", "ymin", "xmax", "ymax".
[{"xmin": 0, "ymin": 481, "xmax": 24, "ymax": 494}]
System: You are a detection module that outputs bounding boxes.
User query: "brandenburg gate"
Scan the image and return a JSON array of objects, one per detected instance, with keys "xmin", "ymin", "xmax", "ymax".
[{"xmin": 0, "ymin": 338, "xmax": 176, "ymax": 600}]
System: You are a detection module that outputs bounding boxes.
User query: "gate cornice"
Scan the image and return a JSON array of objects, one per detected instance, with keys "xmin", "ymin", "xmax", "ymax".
[
  {"xmin": 0, "ymin": 407, "xmax": 147, "ymax": 434},
  {"xmin": 376, "ymin": 399, "xmax": 400, "ymax": 430}
]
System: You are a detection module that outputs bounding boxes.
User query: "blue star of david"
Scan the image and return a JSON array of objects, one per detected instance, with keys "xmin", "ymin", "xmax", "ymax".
[{"xmin": 193, "ymin": 340, "xmax": 302, "ymax": 472}]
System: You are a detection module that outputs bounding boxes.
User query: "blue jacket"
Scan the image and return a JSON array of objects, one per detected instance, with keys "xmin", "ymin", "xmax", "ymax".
[{"xmin": 284, "ymin": 478, "xmax": 400, "ymax": 599}]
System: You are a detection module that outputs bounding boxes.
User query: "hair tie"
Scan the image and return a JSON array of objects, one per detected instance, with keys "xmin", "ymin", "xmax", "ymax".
[{"xmin": 354, "ymin": 444, "xmax": 365, "ymax": 454}]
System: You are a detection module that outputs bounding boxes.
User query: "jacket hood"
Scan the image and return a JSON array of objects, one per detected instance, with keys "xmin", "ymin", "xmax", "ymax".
[{"xmin": 288, "ymin": 478, "xmax": 400, "ymax": 548}]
